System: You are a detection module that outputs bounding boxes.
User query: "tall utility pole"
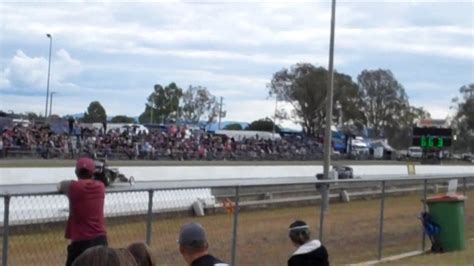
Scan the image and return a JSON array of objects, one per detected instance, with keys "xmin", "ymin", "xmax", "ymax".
[
  {"xmin": 49, "ymin": 91, "xmax": 57, "ymax": 117},
  {"xmin": 272, "ymin": 96, "xmax": 278, "ymax": 134},
  {"xmin": 45, "ymin": 33, "xmax": 52, "ymax": 118},
  {"xmin": 218, "ymin": 96, "xmax": 223, "ymax": 130},
  {"xmin": 320, "ymin": 0, "xmax": 336, "ymax": 242}
]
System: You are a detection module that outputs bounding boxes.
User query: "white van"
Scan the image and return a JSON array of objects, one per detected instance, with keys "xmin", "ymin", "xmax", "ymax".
[{"xmin": 408, "ymin": 146, "xmax": 423, "ymax": 158}]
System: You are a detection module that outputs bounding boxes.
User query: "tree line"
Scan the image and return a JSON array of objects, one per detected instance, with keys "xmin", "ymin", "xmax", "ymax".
[
  {"xmin": 268, "ymin": 63, "xmax": 472, "ymax": 150},
  {"xmin": 67, "ymin": 62, "xmax": 472, "ymax": 151}
]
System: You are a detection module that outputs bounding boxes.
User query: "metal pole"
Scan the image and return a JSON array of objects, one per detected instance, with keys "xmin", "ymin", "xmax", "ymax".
[
  {"xmin": 377, "ymin": 181, "xmax": 386, "ymax": 261},
  {"xmin": 272, "ymin": 96, "xmax": 278, "ymax": 134},
  {"xmin": 2, "ymin": 195, "xmax": 11, "ymax": 266},
  {"xmin": 45, "ymin": 34, "xmax": 52, "ymax": 118},
  {"xmin": 49, "ymin": 92, "xmax": 56, "ymax": 117},
  {"xmin": 145, "ymin": 190, "xmax": 154, "ymax": 245},
  {"xmin": 422, "ymin": 179, "xmax": 427, "ymax": 251},
  {"xmin": 320, "ymin": 0, "xmax": 336, "ymax": 241},
  {"xmin": 318, "ymin": 190, "xmax": 326, "ymax": 242},
  {"xmin": 231, "ymin": 186, "xmax": 240, "ymax": 266},
  {"xmin": 218, "ymin": 96, "xmax": 223, "ymax": 130}
]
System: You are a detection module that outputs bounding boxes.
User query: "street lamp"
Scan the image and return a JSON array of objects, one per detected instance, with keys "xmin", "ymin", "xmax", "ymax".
[
  {"xmin": 320, "ymin": 0, "xmax": 337, "ymax": 242},
  {"xmin": 272, "ymin": 95, "xmax": 278, "ymax": 134},
  {"xmin": 49, "ymin": 91, "xmax": 57, "ymax": 117},
  {"xmin": 45, "ymin": 33, "xmax": 52, "ymax": 118},
  {"xmin": 336, "ymin": 100, "xmax": 342, "ymax": 127}
]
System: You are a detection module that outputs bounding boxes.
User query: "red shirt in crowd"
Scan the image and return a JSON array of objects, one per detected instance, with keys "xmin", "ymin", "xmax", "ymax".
[{"xmin": 65, "ymin": 179, "xmax": 106, "ymax": 242}]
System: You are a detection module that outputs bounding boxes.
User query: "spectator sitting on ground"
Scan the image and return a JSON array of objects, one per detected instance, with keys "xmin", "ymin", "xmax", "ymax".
[
  {"xmin": 72, "ymin": 246, "xmax": 137, "ymax": 266},
  {"xmin": 288, "ymin": 220, "xmax": 329, "ymax": 266},
  {"xmin": 127, "ymin": 242, "xmax": 156, "ymax": 266},
  {"xmin": 178, "ymin": 222, "xmax": 228, "ymax": 266},
  {"xmin": 58, "ymin": 157, "xmax": 108, "ymax": 266}
]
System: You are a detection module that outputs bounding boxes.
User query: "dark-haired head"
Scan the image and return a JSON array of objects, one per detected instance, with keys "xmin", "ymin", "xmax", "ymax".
[
  {"xmin": 288, "ymin": 220, "xmax": 311, "ymax": 246},
  {"xmin": 127, "ymin": 242, "xmax": 156, "ymax": 266},
  {"xmin": 72, "ymin": 246, "xmax": 137, "ymax": 266}
]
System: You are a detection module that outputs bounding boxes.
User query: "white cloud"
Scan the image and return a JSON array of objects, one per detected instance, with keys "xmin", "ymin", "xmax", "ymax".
[
  {"xmin": 0, "ymin": 71, "xmax": 11, "ymax": 88},
  {"xmin": 3, "ymin": 50, "xmax": 47, "ymax": 89},
  {"xmin": 225, "ymin": 99, "xmax": 301, "ymax": 129},
  {"xmin": 1, "ymin": 1, "xmax": 472, "ymax": 123},
  {"xmin": 0, "ymin": 49, "xmax": 82, "ymax": 91},
  {"xmin": 336, "ymin": 26, "xmax": 474, "ymax": 60}
]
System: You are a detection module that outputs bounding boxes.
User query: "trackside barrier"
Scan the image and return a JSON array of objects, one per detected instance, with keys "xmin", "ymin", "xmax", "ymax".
[{"xmin": 0, "ymin": 173, "xmax": 473, "ymax": 265}]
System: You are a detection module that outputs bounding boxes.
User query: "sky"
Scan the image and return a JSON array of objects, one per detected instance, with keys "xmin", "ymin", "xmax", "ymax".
[{"xmin": 0, "ymin": 0, "xmax": 473, "ymax": 129}]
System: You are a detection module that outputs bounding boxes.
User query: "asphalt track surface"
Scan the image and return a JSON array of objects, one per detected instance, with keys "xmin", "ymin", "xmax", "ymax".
[{"xmin": 1, "ymin": 158, "xmax": 472, "ymax": 168}]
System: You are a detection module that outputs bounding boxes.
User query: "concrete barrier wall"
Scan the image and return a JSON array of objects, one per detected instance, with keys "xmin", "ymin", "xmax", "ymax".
[{"xmin": 1, "ymin": 164, "xmax": 473, "ymax": 224}]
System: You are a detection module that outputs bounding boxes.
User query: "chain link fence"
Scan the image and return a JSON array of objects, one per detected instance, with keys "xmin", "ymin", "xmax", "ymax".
[{"xmin": 1, "ymin": 175, "xmax": 473, "ymax": 266}]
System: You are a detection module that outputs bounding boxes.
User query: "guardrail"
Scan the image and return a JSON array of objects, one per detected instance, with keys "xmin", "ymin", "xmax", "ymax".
[{"xmin": 0, "ymin": 173, "xmax": 473, "ymax": 266}]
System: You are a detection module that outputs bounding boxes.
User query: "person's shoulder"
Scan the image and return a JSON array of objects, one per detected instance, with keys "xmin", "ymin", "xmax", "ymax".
[
  {"xmin": 72, "ymin": 179, "xmax": 105, "ymax": 190},
  {"xmin": 210, "ymin": 255, "xmax": 228, "ymax": 266},
  {"xmin": 191, "ymin": 255, "xmax": 228, "ymax": 266},
  {"xmin": 289, "ymin": 245, "xmax": 329, "ymax": 266}
]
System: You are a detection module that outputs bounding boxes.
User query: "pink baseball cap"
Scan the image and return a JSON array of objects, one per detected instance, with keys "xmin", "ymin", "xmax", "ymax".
[{"xmin": 75, "ymin": 157, "xmax": 95, "ymax": 177}]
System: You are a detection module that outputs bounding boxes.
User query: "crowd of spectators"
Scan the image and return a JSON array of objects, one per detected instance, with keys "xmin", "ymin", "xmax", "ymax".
[{"xmin": 0, "ymin": 121, "xmax": 324, "ymax": 161}]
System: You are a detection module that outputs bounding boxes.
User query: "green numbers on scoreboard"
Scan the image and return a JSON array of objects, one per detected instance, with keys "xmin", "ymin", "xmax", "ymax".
[{"xmin": 420, "ymin": 136, "xmax": 444, "ymax": 148}]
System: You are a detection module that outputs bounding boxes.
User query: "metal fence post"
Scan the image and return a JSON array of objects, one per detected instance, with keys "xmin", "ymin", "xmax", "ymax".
[
  {"xmin": 231, "ymin": 186, "xmax": 240, "ymax": 266},
  {"xmin": 318, "ymin": 185, "xmax": 327, "ymax": 243},
  {"xmin": 145, "ymin": 190, "xmax": 154, "ymax": 246},
  {"xmin": 377, "ymin": 181, "xmax": 386, "ymax": 261},
  {"xmin": 421, "ymin": 179, "xmax": 427, "ymax": 251},
  {"xmin": 2, "ymin": 195, "xmax": 11, "ymax": 266}
]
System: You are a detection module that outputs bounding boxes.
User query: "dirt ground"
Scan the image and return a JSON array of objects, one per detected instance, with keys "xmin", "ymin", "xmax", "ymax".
[
  {"xmin": 381, "ymin": 242, "xmax": 474, "ymax": 265},
  {"xmin": 2, "ymin": 190, "xmax": 472, "ymax": 265}
]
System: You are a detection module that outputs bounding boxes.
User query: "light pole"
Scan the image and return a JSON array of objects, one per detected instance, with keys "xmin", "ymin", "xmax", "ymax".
[
  {"xmin": 45, "ymin": 33, "xmax": 53, "ymax": 118},
  {"xmin": 336, "ymin": 100, "xmax": 342, "ymax": 127},
  {"xmin": 320, "ymin": 0, "xmax": 336, "ymax": 242},
  {"xmin": 272, "ymin": 96, "xmax": 278, "ymax": 134},
  {"xmin": 218, "ymin": 96, "xmax": 223, "ymax": 130},
  {"xmin": 49, "ymin": 91, "xmax": 57, "ymax": 117}
]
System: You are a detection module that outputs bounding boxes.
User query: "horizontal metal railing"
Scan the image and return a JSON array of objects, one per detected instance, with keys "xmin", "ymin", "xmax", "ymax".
[{"xmin": 0, "ymin": 172, "xmax": 473, "ymax": 266}]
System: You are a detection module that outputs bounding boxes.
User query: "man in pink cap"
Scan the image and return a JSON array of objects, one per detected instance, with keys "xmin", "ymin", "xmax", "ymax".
[{"xmin": 58, "ymin": 157, "xmax": 107, "ymax": 266}]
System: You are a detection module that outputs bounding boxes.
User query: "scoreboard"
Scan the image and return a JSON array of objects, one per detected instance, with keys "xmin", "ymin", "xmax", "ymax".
[{"xmin": 412, "ymin": 127, "xmax": 452, "ymax": 148}]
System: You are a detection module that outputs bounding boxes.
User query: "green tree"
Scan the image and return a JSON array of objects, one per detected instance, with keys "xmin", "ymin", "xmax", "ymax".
[
  {"xmin": 269, "ymin": 63, "xmax": 362, "ymax": 136},
  {"xmin": 111, "ymin": 115, "xmax": 135, "ymax": 123},
  {"xmin": 451, "ymin": 83, "xmax": 474, "ymax": 152},
  {"xmin": 82, "ymin": 101, "xmax": 107, "ymax": 123},
  {"xmin": 207, "ymin": 98, "xmax": 221, "ymax": 125},
  {"xmin": 25, "ymin": 112, "xmax": 40, "ymax": 121},
  {"xmin": 357, "ymin": 69, "xmax": 410, "ymax": 138},
  {"xmin": 139, "ymin": 83, "xmax": 183, "ymax": 124},
  {"xmin": 181, "ymin": 86, "xmax": 220, "ymax": 124},
  {"xmin": 246, "ymin": 118, "xmax": 280, "ymax": 132},
  {"xmin": 224, "ymin": 123, "xmax": 243, "ymax": 130},
  {"xmin": 385, "ymin": 106, "xmax": 430, "ymax": 149}
]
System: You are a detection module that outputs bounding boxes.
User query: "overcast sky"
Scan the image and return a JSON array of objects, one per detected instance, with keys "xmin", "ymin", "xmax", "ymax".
[{"xmin": 0, "ymin": 0, "xmax": 473, "ymax": 128}]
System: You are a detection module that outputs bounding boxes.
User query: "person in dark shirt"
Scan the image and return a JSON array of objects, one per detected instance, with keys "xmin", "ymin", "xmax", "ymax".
[
  {"xmin": 178, "ymin": 222, "xmax": 228, "ymax": 266},
  {"xmin": 58, "ymin": 157, "xmax": 108, "ymax": 266},
  {"xmin": 288, "ymin": 220, "xmax": 329, "ymax": 266}
]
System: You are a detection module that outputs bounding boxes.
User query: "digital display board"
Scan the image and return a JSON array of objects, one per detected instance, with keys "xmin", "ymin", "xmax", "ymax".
[
  {"xmin": 412, "ymin": 127, "xmax": 452, "ymax": 148},
  {"xmin": 413, "ymin": 127, "xmax": 452, "ymax": 136},
  {"xmin": 412, "ymin": 136, "xmax": 451, "ymax": 148}
]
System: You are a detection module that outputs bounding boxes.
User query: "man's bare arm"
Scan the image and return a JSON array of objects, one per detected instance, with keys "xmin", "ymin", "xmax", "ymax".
[{"xmin": 57, "ymin": 180, "xmax": 73, "ymax": 196}]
